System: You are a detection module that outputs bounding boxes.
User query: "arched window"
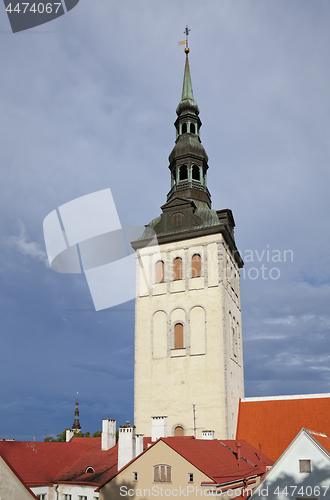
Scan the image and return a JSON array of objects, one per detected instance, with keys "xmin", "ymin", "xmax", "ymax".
[
  {"xmin": 190, "ymin": 123, "xmax": 196, "ymax": 134},
  {"xmin": 191, "ymin": 254, "xmax": 201, "ymax": 278},
  {"xmin": 173, "ymin": 257, "xmax": 182, "ymax": 280},
  {"xmin": 86, "ymin": 466, "xmax": 95, "ymax": 474},
  {"xmin": 174, "ymin": 425, "xmax": 184, "ymax": 437},
  {"xmin": 153, "ymin": 465, "xmax": 172, "ymax": 483},
  {"xmin": 155, "ymin": 260, "xmax": 164, "ymax": 283},
  {"xmin": 174, "ymin": 323, "xmax": 184, "ymax": 349},
  {"xmin": 192, "ymin": 165, "xmax": 200, "ymax": 181},
  {"xmin": 179, "ymin": 164, "xmax": 188, "ymax": 181},
  {"xmin": 182, "ymin": 123, "xmax": 187, "ymax": 134}
]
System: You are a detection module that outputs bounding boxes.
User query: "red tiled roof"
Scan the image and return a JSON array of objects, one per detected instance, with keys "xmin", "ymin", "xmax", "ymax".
[
  {"xmin": 162, "ymin": 437, "xmax": 273, "ymax": 484},
  {"xmin": 236, "ymin": 395, "xmax": 330, "ymax": 462},
  {"xmin": 97, "ymin": 436, "xmax": 273, "ymax": 492},
  {"xmin": 0, "ymin": 437, "xmax": 118, "ymax": 487}
]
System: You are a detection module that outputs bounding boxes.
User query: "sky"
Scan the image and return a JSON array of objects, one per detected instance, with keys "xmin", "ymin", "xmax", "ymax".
[{"xmin": 1, "ymin": 0, "xmax": 330, "ymax": 441}]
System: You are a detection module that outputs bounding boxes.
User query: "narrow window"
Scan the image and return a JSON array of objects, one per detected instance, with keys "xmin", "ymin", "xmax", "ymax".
[
  {"xmin": 190, "ymin": 123, "xmax": 196, "ymax": 134},
  {"xmin": 173, "ymin": 257, "xmax": 182, "ymax": 280},
  {"xmin": 191, "ymin": 254, "xmax": 201, "ymax": 278},
  {"xmin": 173, "ymin": 213, "xmax": 183, "ymax": 227},
  {"xmin": 133, "ymin": 472, "xmax": 138, "ymax": 481},
  {"xmin": 174, "ymin": 323, "xmax": 184, "ymax": 349},
  {"xmin": 299, "ymin": 459, "xmax": 311, "ymax": 473},
  {"xmin": 188, "ymin": 473, "xmax": 194, "ymax": 483},
  {"xmin": 182, "ymin": 123, "xmax": 187, "ymax": 134},
  {"xmin": 153, "ymin": 465, "xmax": 172, "ymax": 482},
  {"xmin": 192, "ymin": 164, "xmax": 200, "ymax": 181},
  {"xmin": 174, "ymin": 426, "xmax": 184, "ymax": 436},
  {"xmin": 179, "ymin": 164, "xmax": 188, "ymax": 181},
  {"xmin": 156, "ymin": 260, "xmax": 165, "ymax": 283}
]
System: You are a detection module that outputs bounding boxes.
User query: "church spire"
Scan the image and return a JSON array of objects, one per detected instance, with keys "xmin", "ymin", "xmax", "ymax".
[
  {"xmin": 181, "ymin": 48, "xmax": 194, "ymax": 101},
  {"xmin": 167, "ymin": 39, "xmax": 210, "ymax": 208},
  {"xmin": 72, "ymin": 392, "xmax": 81, "ymax": 431}
]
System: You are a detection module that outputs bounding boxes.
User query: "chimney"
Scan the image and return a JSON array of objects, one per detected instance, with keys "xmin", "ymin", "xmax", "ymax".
[
  {"xmin": 202, "ymin": 430, "xmax": 215, "ymax": 440},
  {"xmin": 237, "ymin": 442, "xmax": 241, "ymax": 463},
  {"xmin": 136, "ymin": 434, "xmax": 144, "ymax": 457},
  {"xmin": 118, "ymin": 422, "xmax": 136, "ymax": 471},
  {"xmin": 102, "ymin": 419, "xmax": 116, "ymax": 451},
  {"xmin": 152, "ymin": 417, "xmax": 167, "ymax": 442},
  {"xmin": 66, "ymin": 429, "xmax": 74, "ymax": 442}
]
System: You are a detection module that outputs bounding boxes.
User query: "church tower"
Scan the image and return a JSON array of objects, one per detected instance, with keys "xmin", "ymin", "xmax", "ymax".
[{"xmin": 132, "ymin": 44, "xmax": 244, "ymax": 440}]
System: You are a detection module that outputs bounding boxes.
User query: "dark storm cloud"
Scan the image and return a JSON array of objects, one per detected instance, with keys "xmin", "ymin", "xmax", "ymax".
[{"xmin": 1, "ymin": 0, "xmax": 330, "ymax": 440}]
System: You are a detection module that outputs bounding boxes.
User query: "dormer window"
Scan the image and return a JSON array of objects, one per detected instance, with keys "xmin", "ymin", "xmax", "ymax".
[
  {"xmin": 86, "ymin": 466, "xmax": 95, "ymax": 474},
  {"xmin": 179, "ymin": 165, "xmax": 188, "ymax": 181}
]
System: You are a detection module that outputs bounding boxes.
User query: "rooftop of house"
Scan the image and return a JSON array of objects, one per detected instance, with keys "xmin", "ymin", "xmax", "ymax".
[
  {"xmin": 236, "ymin": 393, "xmax": 330, "ymax": 462},
  {"xmin": 97, "ymin": 435, "xmax": 273, "ymax": 492},
  {"xmin": 0, "ymin": 437, "xmax": 118, "ymax": 488}
]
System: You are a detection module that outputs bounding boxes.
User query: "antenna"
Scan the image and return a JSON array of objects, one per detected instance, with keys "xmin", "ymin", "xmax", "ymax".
[{"xmin": 193, "ymin": 403, "xmax": 196, "ymax": 438}]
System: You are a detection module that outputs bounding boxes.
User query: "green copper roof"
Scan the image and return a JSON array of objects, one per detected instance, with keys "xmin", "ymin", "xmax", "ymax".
[{"xmin": 181, "ymin": 54, "xmax": 194, "ymax": 101}]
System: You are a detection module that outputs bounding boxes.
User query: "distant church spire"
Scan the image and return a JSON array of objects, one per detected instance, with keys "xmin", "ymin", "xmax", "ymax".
[{"xmin": 72, "ymin": 392, "xmax": 81, "ymax": 431}]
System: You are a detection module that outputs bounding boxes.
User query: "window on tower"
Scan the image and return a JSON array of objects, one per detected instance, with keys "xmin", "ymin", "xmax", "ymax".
[
  {"xmin": 190, "ymin": 123, "xmax": 196, "ymax": 134},
  {"xmin": 182, "ymin": 123, "xmax": 187, "ymax": 134},
  {"xmin": 179, "ymin": 164, "xmax": 188, "ymax": 181},
  {"xmin": 155, "ymin": 260, "xmax": 165, "ymax": 283},
  {"xmin": 191, "ymin": 254, "xmax": 201, "ymax": 278},
  {"xmin": 192, "ymin": 164, "xmax": 200, "ymax": 181},
  {"xmin": 174, "ymin": 425, "xmax": 184, "ymax": 436},
  {"xmin": 174, "ymin": 323, "xmax": 184, "ymax": 349},
  {"xmin": 173, "ymin": 257, "xmax": 182, "ymax": 280}
]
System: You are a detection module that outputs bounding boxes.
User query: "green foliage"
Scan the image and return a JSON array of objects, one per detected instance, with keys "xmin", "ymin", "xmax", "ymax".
[{"xmin": 44, "ymin": 429, "xmax": 100, "ymax": 442}]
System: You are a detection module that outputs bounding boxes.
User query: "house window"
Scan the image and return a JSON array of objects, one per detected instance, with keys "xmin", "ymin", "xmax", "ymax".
[
  {"xmin": 37, "ymin": 496, "xmax": 46, "ymax": 500},
  {"xmin": 133, "ymin": 472, "xmax": 138, "ymax": 481},
  {"xmin": 188, "ymin": 473, "xmax": 194, "ymax": 483},
  {"xmin": 191, "ymin": 254, "xmax": 201, "ymax": 278},
  {"xmin": 153, "ymin": 464, "xmax": 172, "ymax": 483},
  {"xmin": 299, "ymin": 459, "xmax": 311, "ymax": 473},
  {"xmin": 174, "ymin": 323, "xmax": 184, "ymax": 349},
  {"xmin": 156, "ymin": 260, "xmax": 165, "ymax": 283},
  {"xmin": 173, "ymin": 257, "xmax": 182, "ymax": 280},
  {"xmin": 174, "ymin": 425, "xmax": 184, "ymax": 436},
  {"xmin": 78, "ymin": 497, "xmax": 88, "ymax": 500},
  {"xmin": 86, "ymin": 466, "xmax": 95, "ymax": 473},
  {"xmin": 63, "ymin": 496, "xmax": 71, "ymax": 500}
]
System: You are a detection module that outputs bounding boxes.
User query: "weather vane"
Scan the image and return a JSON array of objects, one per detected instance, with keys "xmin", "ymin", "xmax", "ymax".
[{"xmin": 178, "ymin": 25, "xmax": 191, "ymax": 53}]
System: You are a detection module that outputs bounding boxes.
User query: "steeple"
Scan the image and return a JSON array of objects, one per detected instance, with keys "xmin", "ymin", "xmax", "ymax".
[
  {"xmin": 167, "ymin": 44, "xmax": 211, "ymax": 208},
  {"xmin": 72, "ymin": 392, "xmax": 81, "ymax": 431}
]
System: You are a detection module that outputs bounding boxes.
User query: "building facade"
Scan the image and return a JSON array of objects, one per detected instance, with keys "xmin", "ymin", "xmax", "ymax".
[{"xmin": 132, "ymin": 47, "xmax": 244, "ymax": 440}]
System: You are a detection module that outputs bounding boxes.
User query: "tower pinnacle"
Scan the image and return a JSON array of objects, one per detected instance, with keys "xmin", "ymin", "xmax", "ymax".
[{"xmin": 72, "ymin": 392, "xmax": 81, "ymax": 431}]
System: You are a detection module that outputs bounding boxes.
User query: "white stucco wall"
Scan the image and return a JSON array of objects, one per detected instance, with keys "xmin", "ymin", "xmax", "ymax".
[
  {"xmin": 134, "ymin": 232, "xmax": 244, "ymax": 440},
  {"xmin": 0, "ymin": 456, "xmax": 36, "ymax": 500},
  {"xmin": 251, "ymin": 431, "xmax": 330, "ymax": 500}
]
